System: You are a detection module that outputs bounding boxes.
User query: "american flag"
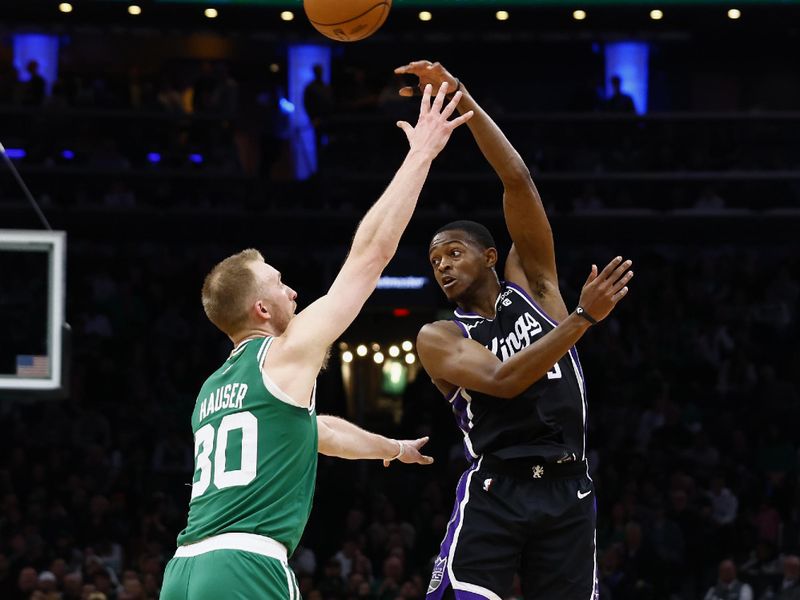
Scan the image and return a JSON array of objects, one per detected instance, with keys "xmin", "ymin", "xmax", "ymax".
[{"xmin": 16, "ymin": 355, "xmax": 50, "ymax": 377}]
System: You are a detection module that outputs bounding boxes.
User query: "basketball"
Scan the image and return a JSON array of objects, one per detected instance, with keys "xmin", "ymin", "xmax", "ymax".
[{"xmin": 303, "ymin": 0, "xmax": 392, "ymax": 42}]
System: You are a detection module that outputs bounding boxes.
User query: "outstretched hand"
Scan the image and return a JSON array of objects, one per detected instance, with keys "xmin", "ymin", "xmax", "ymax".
[
  {"xmin": 577, "ymin": 256, "xmax": 634, "ymax": 323},
  {"xmin": 383, "ymin": 436, "xmax": 435, "ymax": 467},
  {"xmin": 396, "ymin": 82, "xmax": 473, "ymax": 160},
  {"xmin": 395, "ymin": 60, "xmax": 458, "ymax": 97}
]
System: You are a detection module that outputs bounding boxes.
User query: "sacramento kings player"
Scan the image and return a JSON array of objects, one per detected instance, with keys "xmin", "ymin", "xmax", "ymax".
[{"xmin": 397, "ymin": 60, "xmax": 634, "ymax": 600}]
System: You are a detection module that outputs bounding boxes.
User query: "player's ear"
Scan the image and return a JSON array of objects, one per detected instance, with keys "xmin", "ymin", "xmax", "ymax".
[
  {"xmin": 255, "ymin": 301, "xmax": 271, "ymax": 321},
  {"xmin": 485, "ymin": 247, "xmax": 498, "ymax": 268}
]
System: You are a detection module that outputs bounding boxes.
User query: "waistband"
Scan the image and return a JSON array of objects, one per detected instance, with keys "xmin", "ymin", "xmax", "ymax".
[
  {"xmin": 481, "ymin": 455, "xmax": 588, "ymax": 480},
  {"xmin": 174, "ymin": 532, "xmax": 288, "ymax": 562}
]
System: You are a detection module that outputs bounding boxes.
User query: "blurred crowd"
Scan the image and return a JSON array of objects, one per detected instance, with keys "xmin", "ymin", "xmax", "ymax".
[
  {"xmin": 2, "ymin": 57, "xmax": 799, "ymax": 215},
  {"xmin": 0, "ymin": 240, "xmax": 797, "ymax": 600}
]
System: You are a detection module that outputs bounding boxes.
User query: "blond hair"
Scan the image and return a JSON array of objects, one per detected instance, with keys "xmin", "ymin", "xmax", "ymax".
[{"xmin": 201, "ymin": 249, "xmax": 264, "ymax": 336}]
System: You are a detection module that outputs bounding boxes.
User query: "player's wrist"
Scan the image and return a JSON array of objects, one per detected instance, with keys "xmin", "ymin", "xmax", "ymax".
[
  {"xmin": 388, "ymin": 440, "xmax": 404, "ymax": 461},
  {"xmin": 574, "ymin": 305, "xmax": 598, "ymax": 326}
]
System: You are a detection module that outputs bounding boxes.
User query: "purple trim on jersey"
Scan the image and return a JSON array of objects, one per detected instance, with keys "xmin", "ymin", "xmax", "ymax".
[
  {"xmin": 426, "ymin": 461, "xmax": 481, "ymax": 600},
  {"xmin": 453, "ymin": 320, "xmax": 470, "ymax": 338}
]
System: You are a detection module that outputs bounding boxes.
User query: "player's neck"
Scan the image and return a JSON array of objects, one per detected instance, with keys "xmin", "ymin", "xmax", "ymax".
[
  {"xmin": 457, "ymin": 279, "xmax": 502, "ymax": 319},
  {"xmin": 230, "ymin": 326, "xmax": 279, "ymax": 347}
]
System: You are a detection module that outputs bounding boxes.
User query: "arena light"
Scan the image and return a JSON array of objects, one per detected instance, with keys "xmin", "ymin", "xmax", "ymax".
[
  {"xmin": 281, "ymin": 11, "xmax": 294, "ymax": 21},
  {"xmin": 58, "ymin": 3, "xmax": 73, "ymax": 13},
  {"xmin": 189, "ymin": 153, "xmax": 203, "ymax": 164},
  {"xmin": 388, "ymin": 345, "xmax": 400, "ymax": 358},
  {"xmin": 405, "ymin": 353, "xmax": 416, "ymax": 365},
  {"xmin": 204, "ymin": 8, "xmax": 218, "ymax": 19},
  {"xmin": 61, "ymin": 149, "xmax": 74, "ymax": 160},
  {"xmin": 279, "ymin": 97, "xmax": 295, "ymax": 114},
  {"xmin": 128, "ymin": 5, "xmax": 142, "ymax": 16},
  {"xmin": 727, "ymin": 8, "xmax": 741, "ymax": 19},
  {"xmin": 371, "ymin": 343, "xmax": 380, "ymax": 352},
  {"xmin": 5, "ymin": 148, "xmax": 26, "ymax": 159},
  {"xmin": 573, "ymin": 9, "xmax": 587, "ymax": 20},
  {"xmin": 342, "ymin": 351, "xmax": 353, "ymax": 363},
  {"xmin": 146, "ymin": 152, "xmax": 161, "ymax": 164},
  {"xmin": 649, "ymin": 9, "xmax": 664, "ymax": 20},
  {"xmin": 269, "ymin": 63, "xmax": 280, "ymax": 73},
  {"xmin": 401, "ymin": 340, "xmax": 413, "ymax": 352},
  {"xmin": 356, "ymin": 345, "xmax": 368, "ymax": 357},
  {"xmin": 495, "ymin": 10, "xmax": 509, "ymax": 21},
  {"xmin": 373, "ymin": 352, "xmax": 385, "ymax": 364},
  {"xmin": 418, "ymin": 11, "xmax": 432, "ymax": 21}
]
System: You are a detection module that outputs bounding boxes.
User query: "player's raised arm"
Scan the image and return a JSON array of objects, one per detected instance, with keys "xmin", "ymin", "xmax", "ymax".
[
  {"xmin": 270, "ymin": 83, "xmax": 473, "ymax": 385},
  {"xmin": 418, "ymin": 256, "xmax": 633, "ymax": 397},
  {"xmin": 396, "ymin": 61, "xmax": 560, "ymax": 312}
]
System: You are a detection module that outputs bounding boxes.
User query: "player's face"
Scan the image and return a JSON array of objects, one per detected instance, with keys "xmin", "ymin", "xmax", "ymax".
[
  {"xmin": 254, "ymin": 261, "xmax": 298, "ymax": 333},
  {"xmin": 428, "ymin": 231, "xmax": 488, "ymax": 302}
]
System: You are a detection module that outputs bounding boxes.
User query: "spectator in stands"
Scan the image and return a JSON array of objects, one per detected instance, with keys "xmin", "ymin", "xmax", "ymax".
[
  {"xmin": 761, "ymin": 556, "xmax": 800, "ymax": 600},
  {"xmin": 21, "ymin": 60, "xmax": 46, "ymax": 106},
  {"xmin": 604, "ymin": 75, "xmax": 636, "ymax": 113},
  {"xmin": 705, "ymin": 560, "xmax": 754, "ymax": 600}
]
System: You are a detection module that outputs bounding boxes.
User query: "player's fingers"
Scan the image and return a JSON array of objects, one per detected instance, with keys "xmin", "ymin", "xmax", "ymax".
[
  {"xmin": 448, "ymin": 110, "xmax": 474, "ymax": 129},
  {"xmin": 398, "ymin": 86, "xmax": 416, "ymax": 97},
  {"xmin": 611, "ymin": 270, "xmax": 634, "ymax": 293},
  {"xmin": 612, "ymin": 286, "xmax": 630, "ymax": 303},
  {"xmin": 584, "ymin": 264, "xmax": 598, "ymax": 287},
  {"xmin": 419, "ymin": 83, "xmax": 433, "ymax": 115},
  {"xmin": 608, "ymin": 259, "xmax": 633, "ymax": 282},
  {"xmin": 598, "ymin": 256, "xmax": 624, "ymax": 280},
  {"xmin": 441, "ymin": 90, "xmax": 462, "ymax": 119},
  {"xmin": 419, "ymin": 454, "xmax": 434, "ymax": 465},
  {"xmin": 432, "ymin": 81, "xmax": 449, "ymax": 112},
  {"xmin": 396, "ymin": 121, "xmax": 413, "ymax": 141},
  {"xmin": 411, "ymin": 436, "xmax": 430, "ymax": 449},
  {"xmin": 383, "ymin": 459, "xmax": 391, "ymax": 467}
]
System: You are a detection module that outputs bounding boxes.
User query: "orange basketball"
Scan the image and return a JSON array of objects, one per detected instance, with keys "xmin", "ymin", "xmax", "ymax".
[{"xmin": 303, "ymin": 0, "xmax": 392, "ymax": 42}]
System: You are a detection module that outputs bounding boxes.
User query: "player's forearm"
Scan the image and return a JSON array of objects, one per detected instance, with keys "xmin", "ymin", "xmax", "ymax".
[
  {"xmin": 455, "ymin": 84, "xmax": 532, "ymax": 187},
  {"xmin": 317, "ymin": 415, "xmax": 400, "ymax": 460},
  {"xmin": 349, "ymin": 150, "xmax": 434, "ymax": 264},
  {"xmin": 494, "ymin": 313, "xmax": 590, "ymax": 397}
]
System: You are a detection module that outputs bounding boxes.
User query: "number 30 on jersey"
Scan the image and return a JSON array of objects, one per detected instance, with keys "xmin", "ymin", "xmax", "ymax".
[{"xmin": 191, "ymin": 411, "xmax": 258, "ymax": 498}]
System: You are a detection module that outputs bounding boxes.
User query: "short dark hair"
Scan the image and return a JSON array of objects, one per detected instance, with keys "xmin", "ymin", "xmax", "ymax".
[{"xmin": 433, "ymin": 220, "xmax": 496, "ymax": 250}]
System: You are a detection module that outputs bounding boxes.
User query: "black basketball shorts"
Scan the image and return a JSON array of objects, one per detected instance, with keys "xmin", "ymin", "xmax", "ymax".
[{"xmin": 426, "ymin": 456, "xmax": 598, "ymax": 600}]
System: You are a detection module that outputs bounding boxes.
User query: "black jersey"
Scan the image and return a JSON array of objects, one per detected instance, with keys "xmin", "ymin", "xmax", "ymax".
[{"xmin": 448, "ymin": 281, "xmax": 588, "ymax": 463}]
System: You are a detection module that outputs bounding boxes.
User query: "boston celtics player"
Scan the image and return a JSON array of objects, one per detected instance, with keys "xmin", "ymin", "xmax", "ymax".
[{"xmin": 160, "ymin": 82, "xmax": 473, "ymax": 600}]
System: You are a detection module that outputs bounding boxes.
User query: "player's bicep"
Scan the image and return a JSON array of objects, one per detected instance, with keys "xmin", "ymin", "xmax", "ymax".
[{"xmin": 417, "ymin": 323, "xmax": 512, "ymax": 398}]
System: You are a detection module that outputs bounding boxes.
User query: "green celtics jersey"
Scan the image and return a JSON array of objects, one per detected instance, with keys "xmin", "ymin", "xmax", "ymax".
[{"xmin": 176, "ymin": 336, "xmax": 318, "ymax": 556}]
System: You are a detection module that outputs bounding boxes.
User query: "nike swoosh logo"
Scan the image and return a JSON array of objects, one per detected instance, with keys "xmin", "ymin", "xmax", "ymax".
[{"xmin": 577, "ymin": 490, "xmax": 592, "ymax": 500}]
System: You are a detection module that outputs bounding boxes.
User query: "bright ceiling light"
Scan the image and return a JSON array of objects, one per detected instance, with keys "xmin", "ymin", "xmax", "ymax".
[
  {"xmin": 281, "ymin": 11, "xmax": 294, "ymax": 21},
  {"xmin": 204, "ymin": 8, "xmax": 218, "ymax": 19},
  {"xmin": 419, "ymin": 11, "xmax": 432, "ymax": 22},
  {"xmin": 356, "ymin": 345, "xmax": 368, "ymax": 357},
  {"xmin": 727, "ymin": 8, "xmax": 741, "ymax": 19},
  {"xmin": 496, "ymin": 10, "xmax": 509, "ymax": 21},
  {"xmin": 59, "ymin": 3, "xmax": 73, "ymax": 13},
  {"xmin": 573, "ymin": 9, "xmax": 587, "ymax": 20},
  {"xmin": 128, "ymin": 5, "xmax": 142, "ymax": 15},
  {"xmin": 650, "ymin": 9, "xmax": 664, "ymax": 20}
]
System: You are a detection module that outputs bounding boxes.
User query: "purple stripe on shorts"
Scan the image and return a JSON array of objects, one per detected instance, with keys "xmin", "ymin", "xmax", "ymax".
[
  {"xmin": 454, "ymin": 590, "xmax": 496, "ymax": 600},
  {"xmin": 426, "ymin": 460, "xmax": 481, "ymax": 600}
]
